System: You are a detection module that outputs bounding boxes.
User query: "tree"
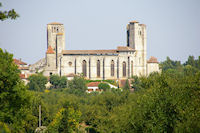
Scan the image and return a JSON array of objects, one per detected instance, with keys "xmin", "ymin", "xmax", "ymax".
[
  {"xmin": 98, "ymin": 82, "xmax": 110, "ymax": 91},
  {"xmin": 123, "ymin": 79, "xmax": 130, "ymax": 90},
  {"xmin": 28, "ymin": 73, "xmax": 48, "ymax": 91},
  {"xmin": 68, "ymin": 75, "xmax": 87, "ymax": 95},
  {"xmin": 48, "ymin": 102, "xmax": 81, "ymax": 132},
  {"xmin": 0, "ymin": 2, "xmax": 19, "ymax": 21},
  {"xmin": 0, "ymin": 48, "xmax": 31, "ymax": 131},
  {"xmin": 160, "ymin": 56, "xmax": 182, "ymax": 71},
  {"xmin": 50, "ymin": 74, "xmax": 67, "ymax": 89},
  {"xmin": 184, "ymin": 55, "xmax": 196, "ymax": 67}
]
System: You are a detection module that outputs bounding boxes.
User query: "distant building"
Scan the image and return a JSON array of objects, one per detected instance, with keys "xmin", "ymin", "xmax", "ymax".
[
  {"xmin": 13, "ymin": 58, "xmax": 30, "ymax": 84},
  {"xmin": 28, "ymin": 21, "xmax": 160, "ymax": 79},
  {"xmin": 87, "ymin": 82, "xmax": 102, "ymax": 93}
]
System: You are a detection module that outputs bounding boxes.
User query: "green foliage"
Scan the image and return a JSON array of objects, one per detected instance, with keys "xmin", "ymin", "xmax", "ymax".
[
  {"xmin": 0, "ymin": 2, "xmax": 19, "ymax": 21},
  {"xmin": 1, "ymin": 53, "xmax": 200, "ymax": 132},
  {"xmin": 98, "ymin": 82, "xmax": 110, "ymax": 91},
  {"xmin": 50, "ymin": 74, "xmax": 67, "ymax": 89},
  {"xmin": 0, "ymin": 122, "xmax": 11, "ymax": 133},
  {"xmin": 184, "ymin": 55, "xmax": 200, "ymax": 70},
  {"xmin": 0, "ymin": 48, "xmax": 31, "ymax": 132},
  {"xmin": 28, "ymin": 73, "xmax": 48, "ymax": 91},
  {"xmin": 160, "ymin": 56, "xmax": 183, "ymax": 71},
  {"xmin": 68, "ymin": 75, "xmax": 87, "ymax": 95},
  {"xmin": 123, "ymin": 79, "xmax": 130, "ymax": 90},
  {"xmin": 48, "ymin": 101, "xmax": 81, "ymax": 133}
]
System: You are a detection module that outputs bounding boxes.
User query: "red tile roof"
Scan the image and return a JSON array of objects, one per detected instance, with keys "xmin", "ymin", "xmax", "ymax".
[
  {"xmin": 46, "ymin": 46, "xmax": 55, "ymax": 54},
  {"xmin": 147, "ymin": 56, "xmax": 159, "ymax": 63},
  {"xmin": 87, "ymin": 82, "xmax": 101, "ymax": 87},
  {"xmin": 19, "ymin": 74, "xmax": 26, "ymax": 79},
  {"xmin": 18, "ymin": 66, "xmax": 29, "ymax": 70},
  {"xmin": 13, "ymin": 59, "xmax": 27, "ymax": 65}
]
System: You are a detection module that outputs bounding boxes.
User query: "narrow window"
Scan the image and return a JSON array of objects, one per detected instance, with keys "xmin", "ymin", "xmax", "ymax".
[
  {"xmin": 111, "ymin": 60, "xmax": 114, "ymax": 76},
  {"xmin": 97, "ymin": 60, "xmax": 100, "ymax": 77},
  {"xmin": 123, "ymin": 62, "xmax": 126, "ymax": 77},
  {"xmin": 82, "ymin": 60, "xmax": 87, "ymax": 77},
  {"xmin": 131, "ymin": 61, "xmax": 133, "ymax": 76}
]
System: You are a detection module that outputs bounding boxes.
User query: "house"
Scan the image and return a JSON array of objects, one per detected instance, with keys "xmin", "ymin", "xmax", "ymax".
[{"xmin": 87, "ymin": 82, "xmax": 102, "ymax": 93}]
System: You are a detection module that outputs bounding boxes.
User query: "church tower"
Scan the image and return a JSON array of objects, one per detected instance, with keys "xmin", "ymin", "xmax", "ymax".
[
  {"xmin": 127, "ymin": 21, "xmax": 147, "ymax": 76},
  {"xmin": 47, "ymin": 22, "xmax": 65, "ymax": 54},
  {"xmin": 47, "ymin": 22, "xmax": 65, "ymax": 70}
]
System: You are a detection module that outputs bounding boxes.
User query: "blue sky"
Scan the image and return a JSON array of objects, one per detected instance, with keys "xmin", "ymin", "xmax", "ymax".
[{"xmin": 0, "ymin": 0, "xmax": 200, "ymax": 64}]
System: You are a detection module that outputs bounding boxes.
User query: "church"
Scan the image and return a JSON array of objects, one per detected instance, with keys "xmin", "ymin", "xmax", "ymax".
[{"xmin": 29, "ymin": 21, "xmax": 160, "ymax": 80}]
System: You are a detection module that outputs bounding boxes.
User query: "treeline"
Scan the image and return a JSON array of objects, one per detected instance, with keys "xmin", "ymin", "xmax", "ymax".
[{"xmin": 0, "ymin": 48, "xmax": 200, "ymax": 133}]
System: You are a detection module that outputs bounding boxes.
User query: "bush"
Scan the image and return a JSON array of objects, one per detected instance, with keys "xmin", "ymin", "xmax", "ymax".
[
  {"xmin": 98, "ymin": 83, "xmax": 110, "ymax": 91},
  {"xmin": 28, "ymin": 73, "xmax": 48, "ymax": 91},
  {"xmin": 50, "ymin": 74, "xmax": 67, "ymax": 89}
]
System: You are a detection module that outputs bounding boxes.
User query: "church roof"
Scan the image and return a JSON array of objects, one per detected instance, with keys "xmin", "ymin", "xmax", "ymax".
[
  {"xmin": 46, "ymin": 46, "xmax": 55, "ymax": 54},
  {"xmin": 147, "ymin": 56, "xmax": 159, "ymax": 63},
  {"xmin": 62, "ymin": 46, "xmax": 134, "ymax": 55},
  {"xmin": 48, "ymin": 22, "xmax": 63, "ymax": 25},
  {"xmin": 62, "ymin": 50, "xmax": 117, "ymax": 55},
  {"xmin": 116, "ymin": 46, "xmax": 135, "ymax": 51}
]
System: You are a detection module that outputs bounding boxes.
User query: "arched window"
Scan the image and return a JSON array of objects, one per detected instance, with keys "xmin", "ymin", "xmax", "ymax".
[
  {"xmin": 82, "ymin": 60, "xmax": 87, "ymax": 77},
  {"xmin": 97, "ymin": 60, "xmax": 100, "ymax": 77},
  {"xmin": 111, "ymin": 60, "xmax": 114, "ymax": 76},
  {"xmin": 123, "ymin": 61, "xmax": 126, "ymax": 77},
  {"xmin": 131, "ymin": 61, "xmax": 133, "ymax": 76}
]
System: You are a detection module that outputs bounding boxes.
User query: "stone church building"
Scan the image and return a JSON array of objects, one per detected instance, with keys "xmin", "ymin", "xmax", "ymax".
[{"xmin": 29, "ymin": 21, "xmax": 159, "ymax": 80}]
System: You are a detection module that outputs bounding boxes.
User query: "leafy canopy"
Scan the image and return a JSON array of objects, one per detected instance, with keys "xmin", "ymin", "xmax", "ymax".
[
  {"xmin": 28, "ymin": 73, "xmax": 48, "ymax": 91},
  {"xmin": 0, "ymin": 2, "xmax": 19, "ymax": 21}
]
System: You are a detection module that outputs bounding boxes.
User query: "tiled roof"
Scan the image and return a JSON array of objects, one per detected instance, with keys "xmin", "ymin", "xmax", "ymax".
[
  {"xmin": 66, "ymin": 73, "xmax": 75, "ymax": 77},
  {"xmin": 117, "ymin": 46, "xmax": 135, "ymax": 51},
  {"xmin": 87, "ymin": 82, "xmax": 101, "ymax": 87},
  {"xmin": 18, "ymin": 66, "xmax": 29, "ymax": 70},
  {"xmin": 13, "ymin": 59, "xmax": 27, "ymax": 65},
  {"xmin": 62, "ymin": 50, "xmax": 117, "ymax": 55},
  {"xmin": 62, "ymin": 46, "xmax": 134, "ymax": 55},
  {"xmin": 147, "ymin": 56, "xmax": 159, "ymax": 63},
  {"xmin": 46, "ymin": 46, "xmax": 55, "ymax": 54},
  {"xmin": 20, "ymin": 74, "xmax": 26, "ymax": 79},
  {"xmin": 48, "ymin": 22, "xmax": 63, "ymax": 25}
]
